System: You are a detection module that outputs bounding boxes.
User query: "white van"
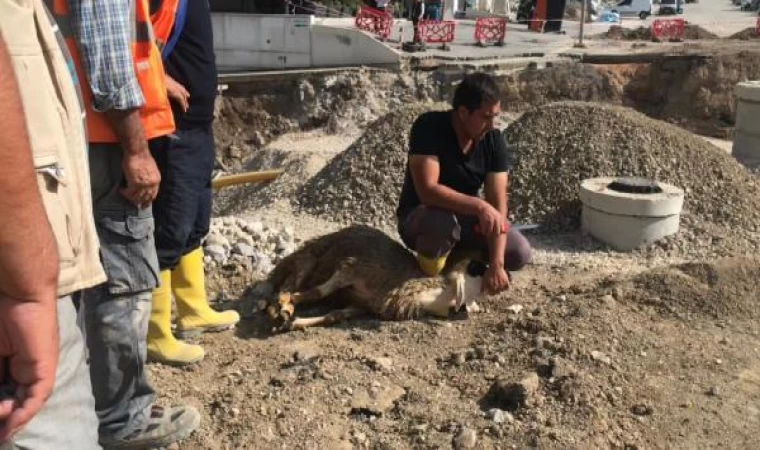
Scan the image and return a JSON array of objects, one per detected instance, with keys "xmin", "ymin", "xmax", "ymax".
[{"xmin": 606, "ymin": 0, "xmax": 653, "ymax": 19}]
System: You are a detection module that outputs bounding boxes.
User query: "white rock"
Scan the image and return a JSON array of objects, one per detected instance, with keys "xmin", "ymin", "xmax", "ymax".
[
  {"xmin": 252, "ymin": 253, "xmax": 274, "ymax": 274},
  {"xmin": 204, "ymin": 234, "xmax": 230, "ymax": 248},
  {"xmin": 244, "ymin": 221, "xmax": 264, "ymax": 236},
  {"xmin": 232, "ymin": 243, "xmax": 255, "ymax": 257},
  {"xmin": 205, "ymin": 245, "xmax": 227, "ymax": 263},
  {"xmin": 507, "ymin": 304, "xmax": 524, "ymax": 315}
]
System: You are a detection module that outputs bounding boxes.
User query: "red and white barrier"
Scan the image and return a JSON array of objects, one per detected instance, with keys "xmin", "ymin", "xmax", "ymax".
[
  {"xmin": 651, "ymin": 18, "xmax": 685, "ymax": 42},
  {"xmin": 355, "ymin": 6, "xmax": 393, "ymax": 40},
  {"xmin": 418, "ymin": 20, "xmax": 456, "ymax": 49},
  {"xmin": 474, "ymin": 17, "xmax": 507, "ymax": 47}
]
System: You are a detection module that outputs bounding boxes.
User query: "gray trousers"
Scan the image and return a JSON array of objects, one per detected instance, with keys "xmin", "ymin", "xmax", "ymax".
[
  {"xmin": 1, "ymin": 297, "xmax": 101, "ymax": 450},
  {"xmin": 398, "ymin": 205, "xmax": 533, "ymax": 271},
  {"xmin": 80, "ymin": 143, "xmax": 161, "ymax": 440}
]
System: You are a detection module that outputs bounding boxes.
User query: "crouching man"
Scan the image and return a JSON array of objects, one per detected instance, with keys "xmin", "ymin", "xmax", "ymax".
[{"xmin": 396, "ymin": 72, "xmax": 532, "ymax": 295}]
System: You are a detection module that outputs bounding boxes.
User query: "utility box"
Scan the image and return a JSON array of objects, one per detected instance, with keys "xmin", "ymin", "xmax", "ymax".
[
  {"xmin": 212, "ymin": 14, "xmax": 313, "ymax": 71},
  {"xmin": 732, "ymin": 81, "xmax": 760, "ymax": 168}
]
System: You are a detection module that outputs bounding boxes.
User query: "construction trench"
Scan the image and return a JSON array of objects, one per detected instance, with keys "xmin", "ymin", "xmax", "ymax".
[{"xmin": 152, "ymin": 39, "xmax": 760, "ymax": 449}]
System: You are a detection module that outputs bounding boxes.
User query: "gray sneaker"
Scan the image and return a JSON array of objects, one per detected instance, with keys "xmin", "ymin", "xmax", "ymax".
[{"xmin": 100, "ymin": 405, "xmax": 201, "ymax": 450}]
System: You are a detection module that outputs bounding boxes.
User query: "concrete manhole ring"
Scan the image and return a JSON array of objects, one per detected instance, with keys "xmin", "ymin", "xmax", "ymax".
[
  {"xmin": 579, "ymin": 176, "xmax": 686, "ymax": 251},
  {"xmin": 579, "ymin": 177, "xmax": 685, "ymax": 218}
]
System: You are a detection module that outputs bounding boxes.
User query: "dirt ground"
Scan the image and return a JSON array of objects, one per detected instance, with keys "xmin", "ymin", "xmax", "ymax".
[{"xmin": 149, "ymin": 41, "xmax": 760, "ymax": 449}]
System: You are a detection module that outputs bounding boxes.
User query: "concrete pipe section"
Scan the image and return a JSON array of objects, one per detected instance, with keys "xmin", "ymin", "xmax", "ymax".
[
  {"xmin": 579, "ymin": 177, "xmax": 685, "ymax": 251},
  {"xmin": 733, "ymin": 81, "xmax": 760, "ymax": 168}
]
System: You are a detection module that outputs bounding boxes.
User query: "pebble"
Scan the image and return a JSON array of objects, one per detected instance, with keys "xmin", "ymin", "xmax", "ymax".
[
  {"xmin": 486, "ymin": 408, "xmax": 513, "ymax": 424},
  {"xmin": 707, "ymin": 386, "xmax": 720, "ymax": 397},
  {"xmin": 631, "ymin": 403, "xmax": 653, "ymax": 416},
  {"xmin": 232, "ymin": 243, "xmax": 255, "ymax": 257},
  {"xmin": 591, "ymin": 351, "xmax": 612, "ymax": 365},
  {"xmin": 205, "ymin": 245, "xmax": 227, "ymax": 262},
  {"xmin": 453, "ymin": 427, "xmax": 478, "ymax": 449}
]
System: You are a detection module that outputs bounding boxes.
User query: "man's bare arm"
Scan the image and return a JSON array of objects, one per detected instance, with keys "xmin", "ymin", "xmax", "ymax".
[
  {"xmin": 0, "ymin": 34, "xmax": 60, "ymax": 441},
  {"xmin": 484, "ymin": 172, "xmax": 509, "ymax": 268},
  {"xmin": 0, "ymin": 37, "xmax": 59, "ymax": 301},
  {"xmin": 69, "ymin": 0, "xmax": 160, "ymax": 207},
  {"xmin": 409, "ymin": 155, "xmax": 488, "ymax": 216}
]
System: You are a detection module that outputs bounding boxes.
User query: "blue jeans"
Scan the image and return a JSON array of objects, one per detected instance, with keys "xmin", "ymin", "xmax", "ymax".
[
  {"xmin": 1, "ymin": 297, "xmax": 101, "ymax": 450},
  {"xmin": 150, "ymin": 126, "xmax": 215, "ymax": 271},
  {"xmin": 80, "ymin": 143, "xmax": 162, "ymax": 440}
]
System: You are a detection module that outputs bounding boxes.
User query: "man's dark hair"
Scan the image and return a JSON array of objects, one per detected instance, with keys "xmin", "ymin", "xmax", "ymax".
[{"xmin": 451, "ymin": 72, "xmax": 500, "ymax": 112}]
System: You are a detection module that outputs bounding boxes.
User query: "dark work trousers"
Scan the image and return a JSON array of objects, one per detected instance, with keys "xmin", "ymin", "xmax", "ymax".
[
  {"xmin": 150, "ymin": 125, "xmax": 215, "ymax": 272},
  {"xmin": 398, "ymin": 205, "xmax": 533, "ymax": 272}
]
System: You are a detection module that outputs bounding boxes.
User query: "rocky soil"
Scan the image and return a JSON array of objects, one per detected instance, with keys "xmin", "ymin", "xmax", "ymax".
[{"xmin": 146, "ymin": 60, "xmax": 760, "ymax": 449}]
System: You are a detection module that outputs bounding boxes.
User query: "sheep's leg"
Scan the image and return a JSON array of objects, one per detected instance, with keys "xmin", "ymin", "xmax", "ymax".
[
  {"xmin": 288, "ymin": 307, "xmax": 364, "ymax": 331},
  {"xmin": 291, "ymin": 270, "xmax": 352, "ymax": 305},
  {"xmin": 273, "ymin": 268, "xmax": 354, "ymax": 329}
]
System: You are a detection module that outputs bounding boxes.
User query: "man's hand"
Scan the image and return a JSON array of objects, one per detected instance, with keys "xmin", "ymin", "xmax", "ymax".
[
  {"xmin": 481, "ymin": 264, "xmax": 510, "ymax": 295},
  {"xmin": 165, "ymin": 75, "xmax": 189, "ymax": 113},
  {"xmin": 0, "ymin": 298, "xmax": 58, "ymax": 442},
  {"xmin": 120, "ymin": 151, "xmax": 161, "ymax": 208},
  {"xmin": 476, "ymin": 200, "xmax": 506, "ymax": 238}
]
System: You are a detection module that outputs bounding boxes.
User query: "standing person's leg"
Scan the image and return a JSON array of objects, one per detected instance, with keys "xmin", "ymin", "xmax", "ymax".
[
  {"xmin": 172, "ymin": 126, "xmax": 238, "ymax": 337},
  {"xmin": 148, "ymin": 127, "xmax": 238, "ymax": 366},
  {"xmin": 83, "ymin": 143, "xmax": 200, "ymax": 446},
  {"xmin": 6, "ymin": 297, "xmax": 101, "ymax": 450}
]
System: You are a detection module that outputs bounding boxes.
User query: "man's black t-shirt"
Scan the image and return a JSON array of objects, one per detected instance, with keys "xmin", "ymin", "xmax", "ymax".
[
  {"xmin": 396, "ymin": 110, "xmax": 511, "ymax": 218},
  {"xmin": 160, "ymin": 0, "xmax": 218, "ymax": 128}
]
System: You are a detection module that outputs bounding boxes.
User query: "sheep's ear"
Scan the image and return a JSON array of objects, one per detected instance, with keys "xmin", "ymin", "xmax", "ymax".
[{"xmin": 453, "ymin": 273, "xmax": 466, "ymax": 311}]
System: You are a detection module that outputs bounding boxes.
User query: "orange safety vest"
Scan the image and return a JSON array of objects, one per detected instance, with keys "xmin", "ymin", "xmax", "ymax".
[
  {"xmin": 44, "ymin": 0, "xmax": 175, "ymax": 143},
  {"xmin": 150, "ymin": 0, "xmax": 181, "ymax": 52}
]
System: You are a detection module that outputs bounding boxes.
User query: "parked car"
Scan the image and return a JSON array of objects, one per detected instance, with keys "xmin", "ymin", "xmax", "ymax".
[
  {"xmin": 603, "ymin": 0, "xmax": 652, "ymax": 19},
  {"xmin": 658, "ymin": 0, "xmax": 683, "ymax": 14}
]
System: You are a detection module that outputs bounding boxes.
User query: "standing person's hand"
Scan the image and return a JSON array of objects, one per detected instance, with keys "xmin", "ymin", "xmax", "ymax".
[
  {"xmin": 165, "ymin": 75, "xmax": 189, "ymax": 113},
  {"xmin": 0, "ymin": 297, "xmax": 59, "ymax": 441},
  {"xmin": 120, "ymin": 150, "xmax": 161, "ymax": 208}
]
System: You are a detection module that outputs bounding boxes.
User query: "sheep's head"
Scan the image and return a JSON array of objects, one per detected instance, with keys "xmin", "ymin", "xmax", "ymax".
[
  {"xmin": 446, "ymin": 259, "xmax": 487, "ymax": 313},
  {"xmin": 266, "ymin": 292, "xmax": 295, "ymax": 332}
]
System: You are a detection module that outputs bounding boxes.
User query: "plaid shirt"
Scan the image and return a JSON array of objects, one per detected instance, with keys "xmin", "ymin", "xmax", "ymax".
[{"xmin": 69, "ymin": 0, "xmax": 145, "ymax": 111}]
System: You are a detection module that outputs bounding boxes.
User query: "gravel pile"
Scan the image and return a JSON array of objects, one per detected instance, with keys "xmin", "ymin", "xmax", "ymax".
[
  {"xmin": 503, "ymin": 102, "xmax": 760, "ymax": 235},
  {"xmin": 202, "ymin": 216, "xmax": 299, "ymax": 274},
  {"xmin": 293, "ymin": 102, "xmax": 449, "ymax": 227}
]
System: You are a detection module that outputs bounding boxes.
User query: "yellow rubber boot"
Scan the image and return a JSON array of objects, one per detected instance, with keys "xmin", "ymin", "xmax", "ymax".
[
  {"xmin": 147, "ymin": 270, "xmax": 205, "ymax": 366},
  {"xmin": 417, "ymin": 253, "xmax": 448, "ymax": 277},
  {"xmin": 173, "ymin": 247, "xmax": 240, "ymax": 338}
]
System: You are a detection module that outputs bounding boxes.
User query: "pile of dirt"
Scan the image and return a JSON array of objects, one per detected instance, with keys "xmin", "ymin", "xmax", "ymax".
[
  {"xmin": 596, "ymin": 24, "xmax": 718, "ymax": 41},
  {"xmin": 624, "ymin": 51, "xmax": 760, "ymax": 138},
  {"xmin": 212, "ymin": 70, "xmax": 439, "ymax": 171},
  {"xmin": 498, "ymin": 63, "xmax": 625, "ymax": 112},
  {"xmin": 503, "ymin": 101, "xmax": 760, "ymax": 234},
  {"xmin": 294, "ymin": 102, "xmax": 448, "ymax": 227},
  {"xmin": 625, "ymin": 257, "xmax": 760, "ymax": 321},
  {"xmin": 598, "ymin": 25, "xmax": 653, "ymax": 41},
  {"xmin": 683, "ymin": 24, "xmax": 719, "ymax": 40},
  {"xmin": 727, "ymin": 27, "xmax": 760, "ymax": 40}
]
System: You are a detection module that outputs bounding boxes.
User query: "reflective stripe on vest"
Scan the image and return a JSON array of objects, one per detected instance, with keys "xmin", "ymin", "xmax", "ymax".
[{"xmin": 44, "ymin": 0, "xmax": 175, "ymax": 143}]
